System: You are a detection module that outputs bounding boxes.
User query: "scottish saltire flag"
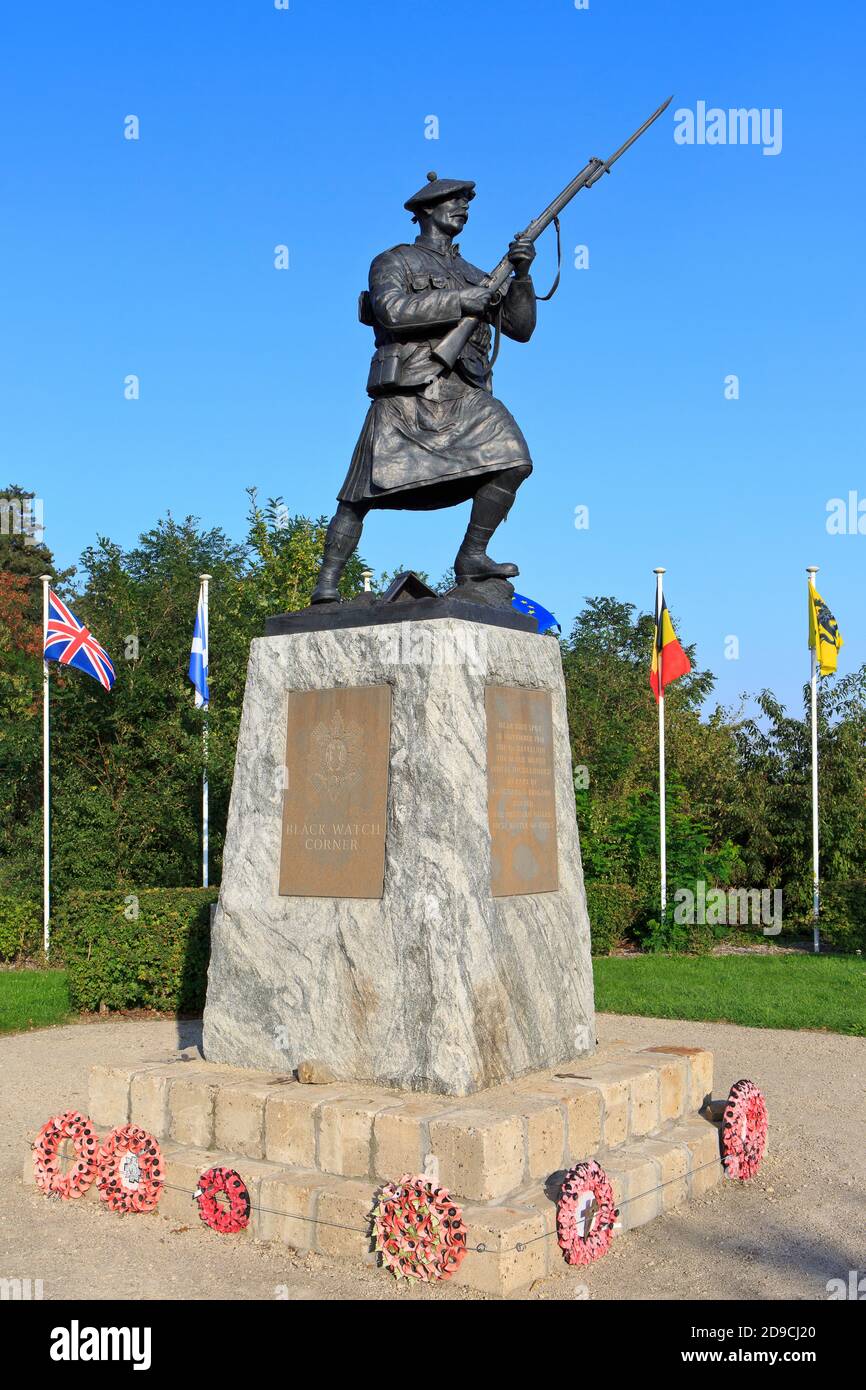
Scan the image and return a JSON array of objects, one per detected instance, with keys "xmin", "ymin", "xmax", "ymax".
[
  {"xmin": 188, "ymin": 585, "xmax": 209, "ymax": 708},
  {"xmin": 512, "ymin": 593, "xmax": 560, "ymax": 635},
  {"xmin": 808, "ymin": 580, "xmax": 844, "ymax": 676},
  {"xmin": 650, "ymin": 594, "xmax": 691, "ymax": 702},
  {"xmin": 43, "ymin": 590, "xmax": 115, "ymax": 691}
]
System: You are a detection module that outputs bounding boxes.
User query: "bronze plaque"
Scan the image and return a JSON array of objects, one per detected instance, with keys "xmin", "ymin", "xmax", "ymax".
[
  {"xmin": 486, "ymin": 686, "xmax": 559, "ymax": 897},
  {"xmin": 279, "ymin": 685, "xmax": 391, "ymax": 898}
]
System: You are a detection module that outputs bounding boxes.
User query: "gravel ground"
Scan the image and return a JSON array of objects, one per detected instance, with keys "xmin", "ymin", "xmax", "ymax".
[{"xmin": 1, "ymin": 1013, "xmax": 863, "ymax": 1302}]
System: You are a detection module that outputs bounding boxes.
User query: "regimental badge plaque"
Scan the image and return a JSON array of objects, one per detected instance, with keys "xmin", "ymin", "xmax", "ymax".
[
  {"xmin": 279, "ymin": 685, "xmax": 391, "ymax": 898},
  {"xmin": 485, "ymin": 686, "xmax": 559, "ymax": 897}
]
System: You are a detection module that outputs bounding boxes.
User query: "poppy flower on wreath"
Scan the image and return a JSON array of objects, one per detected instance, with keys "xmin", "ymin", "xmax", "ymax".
[
  {"xmin": 194, "ymin": 1166, "xmax": 251, "ymax": 1234},
  {"xmin": 720, "ymin": 1079, "xmax": 768, "ymax": 1181},
  {"xmin": 556, "ymin": 1159, "xmax": 618, "ymax": 1266},
  {"xmin": 372, "ymin": 1175, "xmax": 468, "ymax": 1281},
  {"xmin": 33, "ymin": 1111, "xmax": 100, "ymax": 1199},
  {"xmin": 97, "ymin": 1124, "xmax": 164, "ymax": 1213}
]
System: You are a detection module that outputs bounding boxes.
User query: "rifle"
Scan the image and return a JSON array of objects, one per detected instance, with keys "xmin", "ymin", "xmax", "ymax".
[{"xmin": 431, "ymin": 95, "xmax": 673, "ymax": 372}]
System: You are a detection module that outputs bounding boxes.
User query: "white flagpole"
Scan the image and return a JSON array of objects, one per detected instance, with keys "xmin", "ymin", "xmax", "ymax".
[
  {"xmin": 40, "ymin": 574, "xmax": 51, "ymax": 957},
  {"xmin": 807, "ymin": 565, "xmax": 820, "ymax": 953},
  {"xmin": 200, "ymin": 574, "xmax": 211, "ymax": 889},
  {"xmin": 654, "ymin": 567, "xmax": 667, "ymax": 917}
]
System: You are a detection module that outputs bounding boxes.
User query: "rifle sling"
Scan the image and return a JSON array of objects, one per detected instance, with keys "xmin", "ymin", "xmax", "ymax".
[
  {"xmin": 534, "ymin": 214, "xmax": 562, "ymax": 302},
  {"xmin": 489, "ymin": 212, "xmax": 561, "ymax": 370}
]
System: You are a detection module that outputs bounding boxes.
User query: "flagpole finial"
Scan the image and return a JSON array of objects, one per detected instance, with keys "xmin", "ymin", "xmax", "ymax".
[
  {"xmin": 806, "ymin": 565, "xmax": 819, "ymax": 574},
  {"xmin": 199, "ymin": 573, "xmax": 213, "ymax": 581},
  {"xmin": 653, "ymin": 567, "xmax": 666, "ymax": 575},
  {"xmin": 39, "ymin": 573, "xmax": 51, "ymax": 581}
]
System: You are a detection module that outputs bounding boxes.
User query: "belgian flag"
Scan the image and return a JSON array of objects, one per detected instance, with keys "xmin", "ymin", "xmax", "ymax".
[{"xmin": 650, "ymin": 594, "xmax": 691, "ymax": 701}]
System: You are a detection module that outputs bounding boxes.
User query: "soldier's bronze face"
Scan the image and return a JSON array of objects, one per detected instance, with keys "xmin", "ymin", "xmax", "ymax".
[{"xmin": 424, "ymin": 195, "xmax": 471, "ymax": 238}]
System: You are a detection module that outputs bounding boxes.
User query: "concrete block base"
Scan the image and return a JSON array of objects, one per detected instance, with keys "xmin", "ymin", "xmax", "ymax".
[{"xmin": 24, "ymin": 1041, "xmax": 725, "ymax": 1296}]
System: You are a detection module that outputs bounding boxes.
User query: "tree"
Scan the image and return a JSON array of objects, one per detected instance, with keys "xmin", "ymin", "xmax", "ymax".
[
  {"xmin": 560, "ymin": 596, "xmax": 743, "ymax": 903},
  {"xmin": 0, "ymin": 487, "xmax": 380, "ymax": 895},
  {"xmin": 2, "ymin": 486, "xmax": 863, "ymax": 946},
  {"xmin": 734, "ymin": 670, "xmax": 866, "ymax": 907},
  {"xmin": 0, "ymin": 484, "xmax": 68, "ymax": 892}
]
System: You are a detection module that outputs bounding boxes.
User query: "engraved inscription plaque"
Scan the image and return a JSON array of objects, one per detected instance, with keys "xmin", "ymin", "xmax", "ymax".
[
  {"xmin": 486, "ymin": 686, "xmax": 559, "ymax": 897},
  {"xmin": 279, "ymin": 685, "xmax": 391, "ymax": 898}
]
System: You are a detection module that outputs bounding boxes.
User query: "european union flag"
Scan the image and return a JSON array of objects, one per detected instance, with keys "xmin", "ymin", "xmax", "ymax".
[{"xmin": 511, "ymin": 592, "xmax": 560, "ymax": 635}]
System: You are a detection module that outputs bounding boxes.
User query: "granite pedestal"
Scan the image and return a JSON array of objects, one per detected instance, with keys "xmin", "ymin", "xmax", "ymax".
[{"xmin": 202, "ymin": 606, "xmax": 595, "ymax": 1095}]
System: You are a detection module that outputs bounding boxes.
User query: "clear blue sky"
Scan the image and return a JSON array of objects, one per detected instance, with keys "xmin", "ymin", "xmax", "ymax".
[{"xmin": 2, "ymin": 0, "xmax": 863, "ymax": 714}]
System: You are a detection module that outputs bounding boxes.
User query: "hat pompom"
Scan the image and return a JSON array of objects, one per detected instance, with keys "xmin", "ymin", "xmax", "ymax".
[{"xmin": 403, "ymin": 175, "xmax": 476, "ymax": 214}]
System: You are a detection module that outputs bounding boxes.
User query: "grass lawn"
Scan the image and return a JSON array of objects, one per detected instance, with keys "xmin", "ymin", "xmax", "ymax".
[
  {"xmin": 0, "ymin": 970, "xmax": 71, "ymax": 1034},
  {"xmin": 2, "ymin": 957, "xmax": 863, "ymax": 1039},
  {"xmin": 594, "ymin": 952, "xmax": 866, "ymax": 1036}
]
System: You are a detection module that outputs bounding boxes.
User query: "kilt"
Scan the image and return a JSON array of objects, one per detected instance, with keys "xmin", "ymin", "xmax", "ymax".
[{"xmin": 337, "ymin": 374, "xmax": 532, "ymax": 510}]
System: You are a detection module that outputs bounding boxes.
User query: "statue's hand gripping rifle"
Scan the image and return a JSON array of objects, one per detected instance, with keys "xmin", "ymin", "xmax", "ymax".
[{"xmin": 431, "ymin": 95, "xmax": 673, "ymax": 373}]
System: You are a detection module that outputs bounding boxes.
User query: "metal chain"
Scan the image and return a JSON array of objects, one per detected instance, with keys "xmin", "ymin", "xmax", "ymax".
[{"xmin": 160, "ymin": 1154, "xmax": 725, "ymax": 1256}]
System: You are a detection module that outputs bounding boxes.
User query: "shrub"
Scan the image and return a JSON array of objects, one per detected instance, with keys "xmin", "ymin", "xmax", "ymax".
[
  {"xmin": 585, "ymin": 883, "xmax": 646, "ymax": 955},
  {"xmin": 783, "ymin": 880, "xmax": 866, "ymax": 953},
  {"xmin": 0, "ymin": 896, "xmax": 43, "ymax": 962},
  {"xmin": 52, "ymin": 888, "xmax": 218, "ymax": 1013},
  {"xmin": 633, "ymin": 914, "xmax": 719, "ymax": 955},
  {"xmin": 820, "ymin": 881, "xmax": 866, "ymax": 951}
]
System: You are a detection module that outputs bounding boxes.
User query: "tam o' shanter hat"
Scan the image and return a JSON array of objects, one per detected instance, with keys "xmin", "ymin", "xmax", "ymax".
[{"xmin": 404, "ymin": 171, "xmax": 476, "ymax": 214}]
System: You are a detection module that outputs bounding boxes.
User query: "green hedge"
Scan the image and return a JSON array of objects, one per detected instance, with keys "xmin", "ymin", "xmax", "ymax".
[
  {"xmin": 0, "ymin": 897, "xmax": 43, "ymax": 962},
  {"xmin": 821, "ymin": 881, "xmax": 866, "ymax": 951},
  {"xmin": 587, "ymin": 879, "xmax": 866, "ymax": 956},
  {"xmin": 784, "ymin": 880, "xmax": 866, "ymax": 953},
  {"xmin": 585, "ymin": 883, "xmax": 646, "ymax": 955},
  {"xmin": 52, "ymin": 888, "xmax": 218, "ymax": 1013}
]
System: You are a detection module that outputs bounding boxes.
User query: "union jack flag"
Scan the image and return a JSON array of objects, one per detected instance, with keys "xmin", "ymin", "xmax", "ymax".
[{"xmin": 43, "ymin": 589, "xmax": 115, "ymax": 691}]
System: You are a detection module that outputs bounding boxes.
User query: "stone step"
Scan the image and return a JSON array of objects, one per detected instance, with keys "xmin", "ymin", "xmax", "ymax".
[
  {"xmin": 23, "ymin": 1109, "xmax": 724, "ymax": 1297},
  {"xmin": 83, "ymin": 1041, "xmax": 713, "ymax": 1205}
]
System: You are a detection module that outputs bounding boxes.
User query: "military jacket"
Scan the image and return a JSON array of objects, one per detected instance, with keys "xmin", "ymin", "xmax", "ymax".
[{"xmin": 362, "ymin": 234, "xmax": 536, "ymax": 397}]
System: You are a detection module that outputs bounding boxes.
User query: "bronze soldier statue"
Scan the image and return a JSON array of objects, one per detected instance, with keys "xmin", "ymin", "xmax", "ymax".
[
  {"xmin": 311, "ymin": 100, "xmax": 672, "ymax": 604},
  {"xmin": 311, "ymin": 173, "xmax": 538, "ymax": 602}
]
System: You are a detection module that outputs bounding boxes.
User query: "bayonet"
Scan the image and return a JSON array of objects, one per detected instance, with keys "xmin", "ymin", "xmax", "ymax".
[{"xmin": 432, "ymin": 96, "xmax": 673, "ymax": 372}]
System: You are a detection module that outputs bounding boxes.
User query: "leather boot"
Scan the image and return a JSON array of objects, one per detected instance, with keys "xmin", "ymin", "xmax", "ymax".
[
  {"xmin": 311, "ymin": 509, "xmax": 363, "ymax": 604},
  {"xmin": 454, "ymin": 479, "xmax": 521, "ymax": 580}
]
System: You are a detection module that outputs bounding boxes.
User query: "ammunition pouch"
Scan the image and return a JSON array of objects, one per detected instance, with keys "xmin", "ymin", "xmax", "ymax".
[
  {"xmin": 365, "ymin": 342, "xmax": 441, "ymax": 396},
  {"xmin": 366, "ymin": 343, "xmax": 406, "ymax": 395}
]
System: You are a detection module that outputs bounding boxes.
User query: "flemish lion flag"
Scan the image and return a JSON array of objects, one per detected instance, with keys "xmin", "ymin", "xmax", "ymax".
[
  {"xmin": 808, "ymin": 580, "xmax": 843, "ymax": 676},
  {"xmin": 650, "ymin": 594, "xmax": 691, "ymax": 701}
]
